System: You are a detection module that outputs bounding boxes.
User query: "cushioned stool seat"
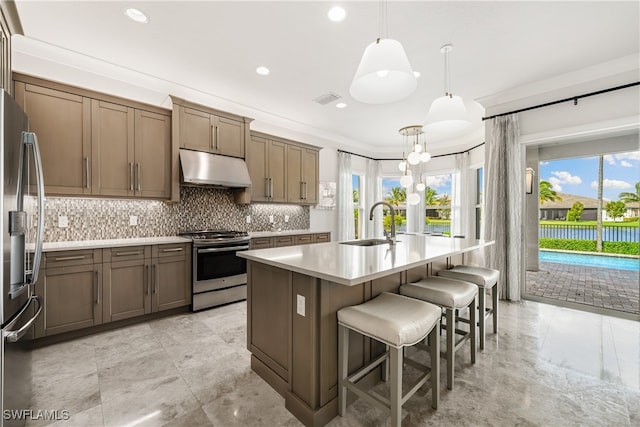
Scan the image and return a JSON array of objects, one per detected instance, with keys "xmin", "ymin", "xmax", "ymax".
[
  {"xmin": 438, "ymin": 265, "xmax": 499, "ymax": 349},
  {"xmin": 400, "ymin": 277, "xmax": 478, "ymax": 390},
  {"xmin": 337, "ymin": 292, "xmax": 441, "ymax": 426}
]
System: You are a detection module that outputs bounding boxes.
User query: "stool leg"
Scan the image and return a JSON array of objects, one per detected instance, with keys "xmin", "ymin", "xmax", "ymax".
[
  {"xmin": 470, "ymin": 296, "xmax": 477, "ymax": 364},
  {"xmin": 446, "ymin": 308, "xmax": 454, "ymax": 390},
  {"xmin": 338, "ymin": 324, "xmax": 348, "ymax": 416},
  {"xmin": 429, "ymin": 322, "xmax": 440, "ymax": 410},
  {"xmin": 382, "ymin": 344, "xmax": 390, "ymax": 382},
  {"xmin": 478, "ymin": 286, "xmax": 486, "ymax": 350},
  {"xmin": 492, "ymin": 284, "xmax": 499, "ymax": 333},
  {"xmin": 390, "ymin": 346, "xmax": 403, "ymax": 427}
]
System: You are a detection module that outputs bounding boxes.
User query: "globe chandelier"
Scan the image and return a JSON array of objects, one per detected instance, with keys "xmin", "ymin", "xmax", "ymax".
[{"xmin": 398, "ymin": 125, "xmax": 431, "ymax": 205}]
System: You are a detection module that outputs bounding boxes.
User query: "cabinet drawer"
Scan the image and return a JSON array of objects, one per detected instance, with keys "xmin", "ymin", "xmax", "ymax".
[
  {"xmin": 294, "ymin": 234, "xmax": 313, "ymax": 245},
  {"xmin": 251, "ymin": 238, "xmax": 273, "ymax": 249},
  {"xmin": 152, "ymin": 243, "xmax": 189, "ymax": 259},
  {"xmin": 314, "ymin": 233, "xmax": 330, "ymax": 243},
  {"xmin": 274, "ymin": 236, "xmax": 295, "ymax": 247},
  {"xmin": 104, "ymin": 246, "xmax": 149, "ymax": 262},
  {"xmin": 45, "ymin": 249, "xmax": 101, "ymax": 269}
]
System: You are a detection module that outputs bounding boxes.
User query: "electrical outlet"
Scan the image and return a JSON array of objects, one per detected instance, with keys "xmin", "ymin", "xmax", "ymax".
[
  {"xmin": 129, "ymin": 215, "xmax": 138, "ymax": 226},
  {"xmin": 296, "ymin": 294, "xmax": 305, "ymax": 317},
  {"xmin": 269, "ymin": 215, "xmax": 274, "ymax": 223},
  {"xmin": 284, "ymin": 215, "xmax": 290, "ymax": 223},
  {"xmin": 58, "ymin": 215, "xmax": 68, "ymax": 228},
  {"xmin": 246, "ymin": 215, "xmax": 251, "ymax": 224}
]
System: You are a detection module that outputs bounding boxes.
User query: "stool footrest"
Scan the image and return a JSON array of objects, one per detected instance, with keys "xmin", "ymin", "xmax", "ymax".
[{"xmin": 348, "ymin": 351, "xmax": 389, "ymax": 384}]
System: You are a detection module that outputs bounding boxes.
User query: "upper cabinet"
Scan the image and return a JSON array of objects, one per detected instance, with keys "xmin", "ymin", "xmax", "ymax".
[
  {"xmin": 171, "ymin": 96, "xmax": 249, "ymax": 158},
  {"xmin": 247, "ymin": 131, "xmax": 320, "ymax": 205},
  {"xmin": 13, "ymin": 75, "xmax": 173, "ymax": 200},
  {"xmin": 0, "ymin": 2, "xmax": 21, "ymax": 95}
]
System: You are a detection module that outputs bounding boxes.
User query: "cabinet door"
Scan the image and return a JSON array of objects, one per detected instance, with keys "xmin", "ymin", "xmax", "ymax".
[
  {"xmin": 179, "ymin": 106, "xmax": 212, "ymax": 152},
  {"xmin": 314, "ymin": 233, "xmax": 331, "ymax": 243},
  {"xmin": 302, "ymin": 148, "xmax": 319, "ymax": 204},
  {"xmin": 41, "ymin": 263, "xmax": 102, "ymax": 336},
  {"xmin": 152, "ymin": 255, "xmax": 189, "ymax": 312},
  {"xmin": 214, "ymin": 116, "xmax": 244, "ymax": 158},
  {"xmin": 135, "ymin": 109, "xmax": 171, "ymax": 199},
  {"xmin": 91, "ymin": 100, "xmax": 135, "ymax": 197},
  {"xmin": 268, "ymin": 140, "xmax": 287, "ymax": 202},
  {"xmin": 274, "ymin": 235, "xmax": 295, "ymax": 247},
  {"xmin": 246, "ymin": 135, "xmax": 269, "ymax": 201},
  {"xmin": 250, "ymin": 238, "xmax": 273, "ymax": 249},
  {"xmin": 15, "ymin": 82, "xmax": 91, "ymax": 196},
  {"xmin": 294, "ymin": 234, "xmax": 313, "ymax": 245},
  {"xmin": 286, "ymin": 145, "xmax": 303, "ymax": 203},
  {"xmin": 103, "ymin": 258, "xmax": 151, "ymax": 322}
]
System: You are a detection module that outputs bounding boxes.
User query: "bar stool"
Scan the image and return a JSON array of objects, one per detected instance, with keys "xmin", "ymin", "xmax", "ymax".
[
  {"xmin": 337, "ymin": 292, "xmax": 442, "ymax": 427},
  {"xmin": 438, "ymin": 265, "xmax": 499, "ymax": 350},
  {"xmin": 400, "ymin": 277, "xmax": 477, "ymax": 390}
]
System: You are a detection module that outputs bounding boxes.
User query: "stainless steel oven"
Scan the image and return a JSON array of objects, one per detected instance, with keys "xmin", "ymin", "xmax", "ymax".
[{"xmin": 179, "ymin": 230, "xmax": 250, "ymax": 311}]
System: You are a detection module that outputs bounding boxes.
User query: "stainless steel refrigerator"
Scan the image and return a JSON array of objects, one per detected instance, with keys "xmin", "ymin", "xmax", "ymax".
[{"xmin": 0, "ymin": 90, "xmax": 45, "ymax": 427}]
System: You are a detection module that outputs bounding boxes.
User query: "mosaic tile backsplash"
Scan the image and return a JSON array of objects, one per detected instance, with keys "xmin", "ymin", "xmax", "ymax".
[{"xmin": 41, "ymin": 186, "xmax": 310, "ymax": 242}]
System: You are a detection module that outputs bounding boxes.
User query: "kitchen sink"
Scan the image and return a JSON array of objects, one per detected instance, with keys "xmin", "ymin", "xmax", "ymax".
[{"xmin": 340, "ymin": 239, "xmax": 392, "ymax": 247}]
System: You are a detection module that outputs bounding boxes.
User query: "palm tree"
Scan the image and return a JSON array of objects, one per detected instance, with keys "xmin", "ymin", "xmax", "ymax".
[
  {"xmin": 385, "ymin": 187, "xmax": 406, "ymax": 207},
  {"xmin": 352, "ymin": 189, "xmax": 359, "ymax": 204},
  {"xmin": 424, "ymin": 186, "xmax": 438, "ymax": 206},
  {"xmin": 596, "ymin": 155, "xmax": 603, "ymax": 252},
  {"xmin": 539, "ymin": 181, "xmax": 562, "ymax": 205},
  {"xmin": 619, "ymin": 182, "xmax": 640, "ymax": 216}
]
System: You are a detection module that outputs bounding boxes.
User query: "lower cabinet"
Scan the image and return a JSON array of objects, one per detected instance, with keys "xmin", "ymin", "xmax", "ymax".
[
  {"xmin": 35, "ymin": 243, "xmax": 190, "ymax": 338},
  {"xmin": 250, "ymin": 232, "xmax": 331, "ymax": 249},
  {"xmin": 35, "ymin": 249, "xmax": 103, "ymax": 338}
]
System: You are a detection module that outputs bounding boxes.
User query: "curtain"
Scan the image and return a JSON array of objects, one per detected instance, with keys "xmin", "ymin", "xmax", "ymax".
[
  {"xmin": 364, "ymin": 158, "xmax": 383, "ymax": 238},
  {"xmin": 337, "ymin": 152, "xmax": 355, "ymax": 241},
  {"xmin": 451, "ymin": 152, "xmax": 472, "ymax": 238},
  {"xmin": 483, "ymin": 114, "xmax": 523, "ymax": 301}
]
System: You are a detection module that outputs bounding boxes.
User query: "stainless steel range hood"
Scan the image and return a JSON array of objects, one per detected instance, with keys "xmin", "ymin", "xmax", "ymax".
[{"xmin": 179, "ymin": 149, "xmax": 252, "ymax": 188}]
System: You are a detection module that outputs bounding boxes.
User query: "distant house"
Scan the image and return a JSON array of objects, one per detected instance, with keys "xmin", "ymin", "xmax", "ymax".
[{"xmin": 540, "ymin": 193, "xmax": 638, "ymax": 220}]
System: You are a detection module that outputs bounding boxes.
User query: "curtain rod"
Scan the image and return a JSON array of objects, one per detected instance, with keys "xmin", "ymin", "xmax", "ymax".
[
  {"xmin": 337, "ymin": 142, "xmax": 485, "ymax": 162},
  {"xmin": 482, "ymin": 81, "xmax": 640, "ymax": 121}
]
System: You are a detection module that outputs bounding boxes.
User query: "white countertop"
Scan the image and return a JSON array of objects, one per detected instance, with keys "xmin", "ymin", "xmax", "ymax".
[
  {"xmin": 249, "ymin": 229, "xmax": 331, "ymax": 238},
  {"xmin": 238, "ymin": 234, "xmax": 494, "ymax": 286},
  {"xmin": 41, "ymin": 236, "xmax": 192, "ymax": 252}
]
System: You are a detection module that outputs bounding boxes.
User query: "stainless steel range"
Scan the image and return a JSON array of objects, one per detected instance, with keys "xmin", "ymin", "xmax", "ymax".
[{"xmin": 179, "ymin": 229, "xmax": 250, "ymax": 311}]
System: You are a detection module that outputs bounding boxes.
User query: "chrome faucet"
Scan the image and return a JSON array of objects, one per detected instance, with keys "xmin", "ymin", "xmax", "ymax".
[{"xmin": 369, "ymin": 201, "xmax": 396, "ymax": 245}]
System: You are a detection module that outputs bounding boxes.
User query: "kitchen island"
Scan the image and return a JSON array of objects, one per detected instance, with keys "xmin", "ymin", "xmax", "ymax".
[{"xmin": 238, "ymin": 234, "xmax": 493, "ymax": 427}]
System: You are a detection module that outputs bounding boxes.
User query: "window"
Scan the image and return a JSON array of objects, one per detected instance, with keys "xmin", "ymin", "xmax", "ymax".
[
  {"xmin": 424, "ymin": 173, "xmax": 453, "ymax": 235},
  {"xmin": 475, "ymin": 167, "xmax": 484, "ymax": 239},
  {"xmin": 381, "ymin": 177, "xmax": 406, "ymax": 232},
  {"xmin": 352, "ymin": 174, "xmax": 363, "ymax": 238}
]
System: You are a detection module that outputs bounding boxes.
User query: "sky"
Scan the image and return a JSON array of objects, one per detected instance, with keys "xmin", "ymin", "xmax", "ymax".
[{"xmin": 540, "ymin": 151, "xmax": 640, "ymax": 201}]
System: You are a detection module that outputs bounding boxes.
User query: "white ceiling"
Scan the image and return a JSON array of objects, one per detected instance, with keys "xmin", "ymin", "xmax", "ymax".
[{"xmin": 11, "ymin": 1, "xmax": 640, "ymax": 156}]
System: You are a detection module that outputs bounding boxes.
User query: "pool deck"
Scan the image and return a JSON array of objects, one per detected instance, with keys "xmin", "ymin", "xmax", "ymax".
[{"xmin": 526, "ymin": 262, "xmax": 639, "ymax": 315}]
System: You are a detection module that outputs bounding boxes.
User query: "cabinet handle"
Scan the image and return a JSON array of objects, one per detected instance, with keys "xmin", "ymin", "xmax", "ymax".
[
  {"xmin": 215, "ymin": 125, "xmax": 219, "ymax": 151},
  {"xmin": 136, "ymin": 163, "xmax": 141, "ymax": 192},
  {"xmin": 53, "ymin": 255, "xmax": 86, "ymax": 261},
  {"xmin": 146, "ymin": 265, "xmax": 150, "ymax": 295},
  {"xmin": 114, "ymin": 251, "xmax": 142, "ymax": 257},
  {"xmin": 85, "ymin": 157, "xmax": 90, "ymax": 189},
  {"xmin": 269, "ymin": 178, "xmax": 274, "ymax": 199},
  {"xmin": 161, "ymin": 247, "xmax": 183, "ymax": 252},
  {"xmin": 129, "ymin": 162, "xmax": 134, "ymax": 191},
  {"xmin": 153, "ymin": 264, "xmax": 157, "ymax": 294},
  {"xmin": 94, "ymin": 270, "xmax": 100, "ymax": 304},
  {"xmin": 300, "ymin": 182, "xmax": 304, "ymax": 200},
  {"xmin": 304, "ymin": 182, "xmax": 308, "ymax": 200},
  {"xmin": 265, "ymin": 178, "xmax": 269, "ymax": 199}
]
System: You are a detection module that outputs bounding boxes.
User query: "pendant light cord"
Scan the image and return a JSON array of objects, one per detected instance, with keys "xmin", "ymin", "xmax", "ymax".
[
  {"xmin": 378, "ymin": 0, "xmax": 388, "ymax": 40},
  {"xmin": 444, "ymin": 48, "xmax": 451, "ymax": 97}
]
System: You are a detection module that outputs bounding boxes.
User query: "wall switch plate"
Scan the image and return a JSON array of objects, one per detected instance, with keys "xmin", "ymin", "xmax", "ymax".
[
  {"xmin": 269, "ymin": 215, "xmax": 274, "ymax": 223},
  {"xmin": 284, "ymin": 215, "xmax": 289, "ymax": 222},
  {"xmin": 296, "ymin": 294, "xmax": 305, "ymax": 317},
  {"xmin": 246, "ymin": 215, "xmax": 251, "ymax": 224},
  {"xmin": 58, "ymin": 215, "xmax": 68, "ymax": 228},
  {"xmin": 129, "ymin": 215, "xmax": 138, "ymax": 226}
]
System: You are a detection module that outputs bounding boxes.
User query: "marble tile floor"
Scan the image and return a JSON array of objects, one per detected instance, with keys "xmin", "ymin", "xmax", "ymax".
[{"xmin": 26, "ymin": 299, "xmax": 639, "ymax": 427}]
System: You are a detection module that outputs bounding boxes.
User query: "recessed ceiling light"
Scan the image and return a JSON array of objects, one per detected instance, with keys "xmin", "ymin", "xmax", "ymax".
[
  {"xmin": 413, "ymin": 71, "xmax": 421, "ymax": 78},
  {"xmin": 328, "ymin": 6, "xmax": 346, "ymax": 22},
  {"xmin": 124, "ymin": 8, "xmax": 148, "ymax": 24},
  {"xmin": 336, "ymin": 102, "xmax": 347, "ymax": 109},
  {"xmin": 256, "ymin": 66, "xmax": 270, "ymax": 76}
]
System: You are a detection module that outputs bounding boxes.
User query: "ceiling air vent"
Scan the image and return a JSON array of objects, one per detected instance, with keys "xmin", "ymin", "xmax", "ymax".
[{"xmin": 313, "ymin": 92, "xmax": 341, "ymax": 106}]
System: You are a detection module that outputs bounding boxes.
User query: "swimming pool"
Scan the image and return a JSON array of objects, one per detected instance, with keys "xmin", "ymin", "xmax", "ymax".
[{"xmin": 539, "ymin": 250, "xmax": 639, "ymax": 271}]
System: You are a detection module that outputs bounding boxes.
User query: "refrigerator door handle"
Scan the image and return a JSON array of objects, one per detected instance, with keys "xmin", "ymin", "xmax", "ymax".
[
  {"xmin": 3, "ymin": 295, "xmax": 42, "ymax": 343},
  {"xmin": 22, "ymin": 132, "xmax": 45, "ymax": 286}
]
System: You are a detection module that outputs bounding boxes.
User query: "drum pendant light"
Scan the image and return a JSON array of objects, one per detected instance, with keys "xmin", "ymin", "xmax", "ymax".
[{"xmin": 349, "ymin": 1, "xmax": 417, "ymax": 104}]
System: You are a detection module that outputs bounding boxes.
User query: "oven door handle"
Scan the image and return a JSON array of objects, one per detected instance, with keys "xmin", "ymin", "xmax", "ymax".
[{"xmin": 197, "ymin": 245, "xmax": 249, "ymax": 254}]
